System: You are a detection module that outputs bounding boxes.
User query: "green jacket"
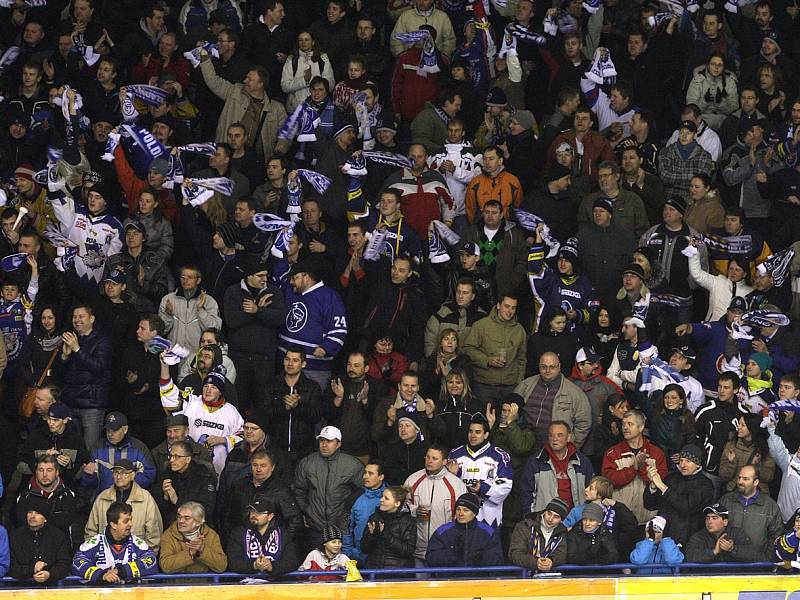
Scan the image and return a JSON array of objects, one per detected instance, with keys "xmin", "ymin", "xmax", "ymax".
[
  {"xmin": 578, "ymin": 188, "xmax": 650, "ymax": 238},
  {"xmin": 462, "ymin": 307, "xmax": 527, "ymax": 386},
  {"xmin": 491, "ymin": 419, "xmax": 536, "ymax": 525},
  {"xmin": 410, "ymin": 103, "xmax": 449, "ymax": 155}
]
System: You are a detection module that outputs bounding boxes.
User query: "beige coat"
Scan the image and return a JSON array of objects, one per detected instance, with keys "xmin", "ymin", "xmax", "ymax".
[
  {"xmin": 85, "ymin": 482, "xmax": 163, "ymax": 550},
  {"xmin": 159, "ymin": 522, "xmax": 227, "ymax": 574},
  {"xmin": 200, "ymin": 60, "xmax": 287, "ymax": 159}
]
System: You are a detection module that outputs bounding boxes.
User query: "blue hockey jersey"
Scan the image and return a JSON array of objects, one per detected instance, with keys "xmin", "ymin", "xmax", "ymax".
[{"xmin": 279, "ymin": 281, "xmax": 348, "ymax": 370}]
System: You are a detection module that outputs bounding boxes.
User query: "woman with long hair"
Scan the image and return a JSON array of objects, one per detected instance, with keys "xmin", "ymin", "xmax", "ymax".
[
  {"xmin": 436, "ymin": 368, "xmax": 483, "ymax": 450},
  {"xmin": 643, "ymin": 384, "xmax": 696, "ymax": 471},
  {"xmin": 281, "ymin": 30, "xmax": 335, "ymax": 113},
  {"xmin": 18, "ymin": 306, "xmax": 63, "ymax": 389},
  {"xmin": 361, "ymin": 486, "xmax": 416, "ymax": 569},
  {"xmin": 420, "ymin": 328, "xmax": 470, "ymax": 397},
  {"xmin": 197, "ymin": 192, "xmax": 228, "ymax": 227},
  {"xmin": 718, "ymin": 412, "xmax": 775, "ymax": 494},
  {"xmin": 756, "ymin": 63, "xmax": 786, "ymax": 121}
]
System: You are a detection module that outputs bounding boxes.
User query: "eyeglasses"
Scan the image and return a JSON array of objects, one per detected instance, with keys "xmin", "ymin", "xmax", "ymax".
[
  {"xmin": 168, "ymin": 454, "xmax": 190, "ymax": 459},
  {"xmin": 539, "ymin": 364, "xmax": 559, "ymax": 370}
]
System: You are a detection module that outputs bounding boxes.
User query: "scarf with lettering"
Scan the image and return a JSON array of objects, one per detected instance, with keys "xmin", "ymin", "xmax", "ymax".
[
  {"xmin": 125, "ymin": 84, "xmax": 171, "ymax": 108},
  {"xmin": 243, "ymin": 525, "xmax": 284, "ymax": 561}
]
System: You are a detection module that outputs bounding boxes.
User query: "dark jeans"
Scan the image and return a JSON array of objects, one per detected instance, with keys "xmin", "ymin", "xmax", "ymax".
[
  {"xmin": 230, "ymin": 352, "xmax": 275, "ymax": 414},
  {"xmin": 127, "ymin": 416, "xmax": 165, "ymax": 450},
  {"xmin": 471, "ymin": 382, "xmax": 516, "ymax": 409}
]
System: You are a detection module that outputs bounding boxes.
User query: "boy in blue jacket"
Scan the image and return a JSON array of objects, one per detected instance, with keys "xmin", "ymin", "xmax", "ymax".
[{"xmin": 630, "ymin": 515, "xmax": 684, "ymax": 574}]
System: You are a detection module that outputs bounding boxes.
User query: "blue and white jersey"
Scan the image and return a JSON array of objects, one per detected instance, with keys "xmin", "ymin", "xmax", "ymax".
[
  {"xmin": 279, "ymin": 281, "xmax": 347, "ymax": 370},
  {"xmin": 448, "ymin": 442, "xmax": 513, "ymax": 527},
  {"xmin": 49, "ymin": 190, "xmax": 124, "ymax": 285},
  {"xmin": 72, "ymin": 532, "xmax": 158, "ymax": 582}
]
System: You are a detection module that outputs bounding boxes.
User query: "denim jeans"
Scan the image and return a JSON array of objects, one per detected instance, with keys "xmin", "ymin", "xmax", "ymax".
[
  {"xmin": 303, "ymin": 369, "xmax": 332, "ymax": 392},
  {"xmin": 74, "ymin": 408, "xmax": 106, "ymax": 448}
]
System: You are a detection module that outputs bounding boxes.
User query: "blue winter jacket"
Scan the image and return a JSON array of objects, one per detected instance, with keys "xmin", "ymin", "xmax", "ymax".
[
  {"xmin": 343, "ymin": 484, "xmax": 385, "ymax": 563},
  {"xmin": 425, "ymin": 520, "xmax": 504, "ymax": 568},
  {"xmin": 629, "ymin": 537, "xmax": 685, "ymax": 574},
  {"xmin": 80, "ymin": 436, "xmax": 157, "ymax": 495}
]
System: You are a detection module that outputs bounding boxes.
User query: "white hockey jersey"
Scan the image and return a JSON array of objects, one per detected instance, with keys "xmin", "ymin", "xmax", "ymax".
[
  {"xmin": 159, "ymin": 378, "xmax": 243, "ymax": 475},
  {"xmin": 448, "ymin": 442, "xmax": 513, "ymax": 527}
]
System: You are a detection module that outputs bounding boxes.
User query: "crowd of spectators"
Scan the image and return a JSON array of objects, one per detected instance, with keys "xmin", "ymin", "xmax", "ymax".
[{"xmin": 0, "ymin": 0, "xmax": 800, "ymax": 586}]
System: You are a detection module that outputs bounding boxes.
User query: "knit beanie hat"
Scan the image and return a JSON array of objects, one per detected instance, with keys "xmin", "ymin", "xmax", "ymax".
[
  {"xmin": 749, "ymin": 351, "xmax": 773, "ymax": 374},
  {"xmin": 513, "ymin": 109, "xmax": 536, "ymax": 131},
  {"xmin": 216, "ymin": 221, "xmax": 239, "ymax": 249},
  {"xmin": 244, "ymin": 410, "xmax": 270, "ymax": 433},
  {"xmin": 582, "ymin": 502, "xmax": 605, "ymax": 522},
  {"xmin": 546, "ymin": 164, "xmax": 572, "ymax": 183},
  {"xmin": 14, "ymin": 164, "xmax": 36, "ymax": 183},
  {"xmin": 544, "ymin": 497, "xmax": 570, "ymax": 520},
  {"xmin": 455, "ymin": 492, "xmax": 482, "ymax": 515},
  {"xmin": 558, "ymin": 236, "xmax": 579, "ymax": 263},
  {"xmin": 679, "ymin": 444, "xmax": 703, "ymax": 466},
  {"xmin": 322, "ymin": 525, "xmax": 343, "ymax": 544},
  {"xmin": 203, "ymin": 365, "xmax": 227, "ymax": 394},
  {"xmin": 592, "ymin": 197, "xmax": 613, "ymax": 214}
]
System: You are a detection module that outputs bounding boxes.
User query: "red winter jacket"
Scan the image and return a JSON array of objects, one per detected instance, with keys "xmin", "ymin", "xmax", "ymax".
[
  {"xmin": 601, "ymin": 437, "xmax": 668, "ymax": 489},
  {"xmin": 380, "ymin": 168, "xmax": 454, "ymax": 239},
  {"xmin": 391, "ymin": 48, "xmax": 448, "ymax": 123}
]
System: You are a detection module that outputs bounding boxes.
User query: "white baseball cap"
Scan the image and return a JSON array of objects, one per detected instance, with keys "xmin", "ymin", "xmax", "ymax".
[{"xmin": 317, "ymin": 425, "xmax": 342, "ymax": 441}]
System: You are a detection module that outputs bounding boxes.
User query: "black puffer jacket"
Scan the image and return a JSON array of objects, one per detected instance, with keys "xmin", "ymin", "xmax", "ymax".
[
  {"xmin": 643, "ymin": 468, "xmax": 715, "ymax": 546},
  {"xmin": 361, "ymin": 508, "xmax": 416, "ymax": 568},
  {"xmin": 566, "ymin": 524, "xmax": 619, "ymax": 565},
  {"xmin": 56, "ymin": 328, "xmax": 113, "ymax": 409}
]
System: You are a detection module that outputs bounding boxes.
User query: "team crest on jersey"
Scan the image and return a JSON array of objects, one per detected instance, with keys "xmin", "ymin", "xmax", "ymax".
[{"xmin": 286, "ymin": 301, "xmax": 308, "ymax": 332}]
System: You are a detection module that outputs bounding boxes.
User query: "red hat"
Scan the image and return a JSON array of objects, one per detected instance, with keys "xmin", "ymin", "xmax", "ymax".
[{"xmin": 14, "ymin": 164, "xmax": 35, "ymax": 183}]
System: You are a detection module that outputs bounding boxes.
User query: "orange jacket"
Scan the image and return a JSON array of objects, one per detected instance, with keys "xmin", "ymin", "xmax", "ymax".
[{"xmin": 464, "ymin": 170, "xmax": 523, "ymax": 223}]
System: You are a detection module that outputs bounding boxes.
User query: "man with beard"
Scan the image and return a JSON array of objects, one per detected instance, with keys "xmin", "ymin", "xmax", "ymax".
[
  {"xmin": 324, "ymin": 351, "xmax": 386, "ymax": 462},
  {"xmin": 719, "ymin": 465, "xmax": 783, "ymax": 560},
  {"xmin": 14, "ymin": 455, "xmax": 78, "ymax": 543}
]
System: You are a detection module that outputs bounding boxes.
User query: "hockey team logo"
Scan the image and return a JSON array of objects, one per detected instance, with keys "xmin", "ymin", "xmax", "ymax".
[{"xmin": 286, "ymin": 301, "xmax": 308, "ymax": 333}]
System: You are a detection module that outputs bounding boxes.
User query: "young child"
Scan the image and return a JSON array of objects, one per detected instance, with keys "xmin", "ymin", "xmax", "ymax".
[
  {"xmin": 299, "ymin": 525, "xmax": 350, "ymax": 579},
  {"xmin": 332, "ymin": 57, "xmax": 368, "ymax": 112}
]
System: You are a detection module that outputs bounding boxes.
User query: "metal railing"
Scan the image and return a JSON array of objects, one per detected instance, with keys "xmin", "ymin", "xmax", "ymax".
[{"xmin": 0, "ymin": 562, "xmax": 784, "ymax": 587}]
